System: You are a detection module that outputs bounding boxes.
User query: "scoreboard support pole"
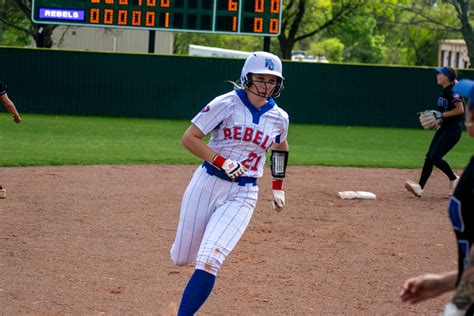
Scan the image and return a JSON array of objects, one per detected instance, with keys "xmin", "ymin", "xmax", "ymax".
[
  {"xmin": 263, "ymin": 36, "xmax": 270, "ymax": 52},
  {"xmin": 148, "ymin": 30, "xmax": 156, "ymax": 53}
]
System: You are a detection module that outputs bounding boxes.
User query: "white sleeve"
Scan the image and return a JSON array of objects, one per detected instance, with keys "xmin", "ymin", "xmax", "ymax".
[
  {"xmin": 191, "ymin": 96, "xmax": 231, "ymax": 135},
  {"xmin": 276, "ymin": 112, "xmax": 289, "ymax": 143}
]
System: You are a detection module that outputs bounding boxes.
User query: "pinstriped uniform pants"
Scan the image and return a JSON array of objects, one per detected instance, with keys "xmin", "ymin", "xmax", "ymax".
[{"xmin": 170, "ymin": 165, "xmax": 258, "ymax": 275}]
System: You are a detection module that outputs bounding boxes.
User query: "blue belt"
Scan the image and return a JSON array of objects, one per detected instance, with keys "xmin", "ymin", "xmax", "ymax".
[{"xmin": 202, "ymin": 161, "xmax": 257, "ymax": 186}]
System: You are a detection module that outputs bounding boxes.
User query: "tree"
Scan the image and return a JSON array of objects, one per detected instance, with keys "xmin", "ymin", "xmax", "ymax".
[
  {"xmin": 440, "ymin": 0, "xmax": 473, "ymax": 67},
  {"xmin": 393, "ymin": 0, "xmax": 473, "ymax": 68},
  {"xmin": 328, "ymin": 0, "xmax": 457, "ymax": 66},
  {"xmin": 0, "ymin": 0, "xmax": 30, "ymax": 46},
  {"xmin": 277, "ymin": 0, "xmax": 365, "ymax": 59},
  {"xmin": 308, "ymin": 38, "xmax": 344, "ymax": 62},
  {"xmin": 327, "ymin": 10, "xmax": 387, "ymax": 64},
  {"xmin": 0, "ymin": 0, "xmax": 57, "ymax": 47}
]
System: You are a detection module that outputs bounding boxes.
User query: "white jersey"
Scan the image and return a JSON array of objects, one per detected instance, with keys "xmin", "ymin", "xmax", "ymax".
[{"xmin": 192, "ymin": 89, "xmax": 289, "ymax": 178}]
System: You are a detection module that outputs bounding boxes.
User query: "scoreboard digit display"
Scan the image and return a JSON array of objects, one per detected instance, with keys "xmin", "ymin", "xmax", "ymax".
[{"xmin": 31, "ymin": 0, "xmax": 283, "ymax": 36}]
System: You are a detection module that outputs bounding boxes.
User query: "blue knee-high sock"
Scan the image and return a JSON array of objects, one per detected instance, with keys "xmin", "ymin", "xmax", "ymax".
[{"xmin": 178, "ymin": 269, "xmax": 216, "ymax": 316}]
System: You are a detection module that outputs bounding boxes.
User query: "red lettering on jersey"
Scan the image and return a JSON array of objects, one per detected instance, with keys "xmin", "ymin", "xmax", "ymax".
[
  {"xmin": 253, "ymin": 130, "xmax": 263, "ymax": 145},
  {"xmin": 260, "ymin": 134, "xmax": 269, "ymax": 149},
  {"xmin": 233, "ymin": 126, "xmax": 242, "ymax": 140},
  {"xmin": 223, "ymin": 128, "xmax": 232, "ymax": 139},
  {"xmin": 266, "ymin": 141, "xmax": 274, "ymax": 152},
  {"xmin": 243, "ymin": 127, "xmax": 253, "ymax": 141},
  {"xmin": 224, "ymin": 126, "xmax": 274, "ymax": 150}
]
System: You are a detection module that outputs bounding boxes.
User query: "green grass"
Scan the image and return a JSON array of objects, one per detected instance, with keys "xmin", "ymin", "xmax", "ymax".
[
  {"xmin": 289, "ymin": 124, "xmax": 472, "ymax": 168},
  {"xmin": 0, "ymin": 113, "xmax": 472, "ymax": 168}
]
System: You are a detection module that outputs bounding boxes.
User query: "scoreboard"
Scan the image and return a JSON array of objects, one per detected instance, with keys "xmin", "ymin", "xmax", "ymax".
[{"xmin": 31, "ymin": 0, "xmax": 283, "ymax": 36}]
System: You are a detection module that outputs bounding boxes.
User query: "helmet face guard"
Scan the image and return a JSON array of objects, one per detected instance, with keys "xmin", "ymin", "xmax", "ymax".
[
  {"xmin": 241, "ymin": 52, "xmax": 284, "ymax": 98},
  {"xmin": 244, "ymin": 75, "xmax": 284, "ymax": 98}
]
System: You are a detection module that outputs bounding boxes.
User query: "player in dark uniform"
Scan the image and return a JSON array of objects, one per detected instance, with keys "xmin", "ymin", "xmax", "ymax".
[
  {"xmin": 0, "ymin": 82, "xmax": 21, "ymax": 198},
  {"xmin": 400, "ymin": 79, "xmax": 474, "ymax": 316},
  {"xmin": 405, "ymin": 67, "xmax": 464, "ymax": 198}
]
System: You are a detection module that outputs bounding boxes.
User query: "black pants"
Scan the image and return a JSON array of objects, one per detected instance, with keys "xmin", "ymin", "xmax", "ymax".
[{"xmin": 419, "ymin": 123, "xmax": 462, "ymax": 188}]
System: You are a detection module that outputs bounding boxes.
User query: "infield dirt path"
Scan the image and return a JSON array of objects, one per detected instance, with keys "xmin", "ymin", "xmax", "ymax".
[{"xmin": 0, "ymin": 165, "xmax": 460, "ymax": 315}]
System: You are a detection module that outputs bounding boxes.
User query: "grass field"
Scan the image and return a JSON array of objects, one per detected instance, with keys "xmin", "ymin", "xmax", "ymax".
[{"xmin": 0, "ymin": 113, "xmax": 471, "ymax": 168}]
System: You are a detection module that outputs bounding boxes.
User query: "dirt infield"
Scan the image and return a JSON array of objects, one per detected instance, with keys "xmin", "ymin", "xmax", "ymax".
[{"xmin": 0, "ymin": 164, "xmax": 461, "ymax": 315}]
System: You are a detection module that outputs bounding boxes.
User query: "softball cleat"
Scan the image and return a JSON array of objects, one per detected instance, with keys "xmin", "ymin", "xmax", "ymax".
[
  {"xmin": 449, "ymin": 175, "xmax": 460, "ymax": 196},
  {"xmin": 405, "ymin": 180, "xmax": 423, "ymax": 198}
]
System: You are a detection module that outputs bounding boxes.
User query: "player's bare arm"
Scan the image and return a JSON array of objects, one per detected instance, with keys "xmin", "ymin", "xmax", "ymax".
[
  {"xmin": 271, "ymin": 140, "xmax": 288, "ymax": 152},
  {"xmin": 181, "ymin": 123, "xmax": 217, "ymax": 163},
  {"xmin": 442, "ymin": 101, "xmax": 464, "ymax": 118},
  {"xmin": 0, "ymin": 94, "xmax": 21, "ymax": 124},
  {"xmin": 400, "ymin": 271, "xmax": 457, "ymax": 304}
]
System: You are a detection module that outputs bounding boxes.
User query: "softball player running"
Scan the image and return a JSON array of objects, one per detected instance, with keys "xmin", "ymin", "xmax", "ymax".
[
  {"xmin": 405, "ymin": 67, "xmax": 464, "ymax": 198},
  {"xmin": 400, "ymin": 79, "xmax": 474, "ymax": 316},
  {"xmin": 170, "ymin": 51, "xmax": 289, "ymax": 315},
  {"xmin": 0, "ymin": 82, "xmax": 21, "ymax": 199}
]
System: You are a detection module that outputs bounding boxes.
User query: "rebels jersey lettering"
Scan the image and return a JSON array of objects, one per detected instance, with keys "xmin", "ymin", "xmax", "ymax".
[
  {"xmin": 438, "ymin": 84, "xmax": 463, "ymax": 126},
  {"xmin": 192, "ymin": 89, "xmax": 289, "ymax": 178}
]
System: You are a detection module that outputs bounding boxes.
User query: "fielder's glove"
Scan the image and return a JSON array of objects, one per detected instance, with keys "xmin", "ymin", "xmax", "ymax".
[
  {"xmin": 272, "ymin": 179, "xmax": 285, "ymax": 212},
  {"xmin": 441, "ymin": 302, "xmax": 467, "ymax": 316},
  {"xmin": 213, "ymin": 154, "xmax": 247, "ymax": 180},
  {"xmin": 419, "ymin": 110, "xmax": 443, "ymax": 129}
]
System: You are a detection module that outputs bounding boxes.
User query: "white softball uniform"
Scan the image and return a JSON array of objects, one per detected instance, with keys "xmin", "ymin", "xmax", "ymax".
[{"xmin": 170, "ymin": 88, "xmax": 289, "ymax": 276}]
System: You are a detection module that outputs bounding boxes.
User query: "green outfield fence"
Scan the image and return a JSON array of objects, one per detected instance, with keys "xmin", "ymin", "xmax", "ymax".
[{"xmin": 1, "ymin": 46, "xmax": 473, "ymax": 128}]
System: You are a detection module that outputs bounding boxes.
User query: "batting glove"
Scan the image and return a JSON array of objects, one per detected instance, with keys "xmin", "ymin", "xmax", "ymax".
[
  {"xmin": 213, "ymin": 154, "xmax": 247, "ymax": 180},
  {"xmin": 272, "ymin": 179, "xmax": 285, "ymax": 212},
  {"xmin": 441, "ymin": 302, "xmax": 467, "ymax": 316}
]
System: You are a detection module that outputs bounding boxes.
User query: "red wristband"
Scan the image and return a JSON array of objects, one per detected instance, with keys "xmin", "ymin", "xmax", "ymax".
[
  {"xmin": 212, "ymin": 154, "xmax": 226, "ymax": 168},
  {"xmin": 272, "ymin": 179, "xmax": 283, "ymax": 190}
]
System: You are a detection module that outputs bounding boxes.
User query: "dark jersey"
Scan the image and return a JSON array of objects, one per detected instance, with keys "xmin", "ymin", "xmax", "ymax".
[
  {"xmin": 438, "ymin": 84, "xmax": 464, "ymax": 126},
  {"xmin": 0, "ymin": 82, "xmax": 7, "ymax": 96},
  {"xmin": 449, "ymin": 156, "xmax": 474, "ymax": 286}
]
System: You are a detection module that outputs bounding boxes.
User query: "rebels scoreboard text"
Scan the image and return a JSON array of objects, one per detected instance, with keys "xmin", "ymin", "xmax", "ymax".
[{"xmin": 32, "ymin": 0, "xmax": 282, "ymax": 36}]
